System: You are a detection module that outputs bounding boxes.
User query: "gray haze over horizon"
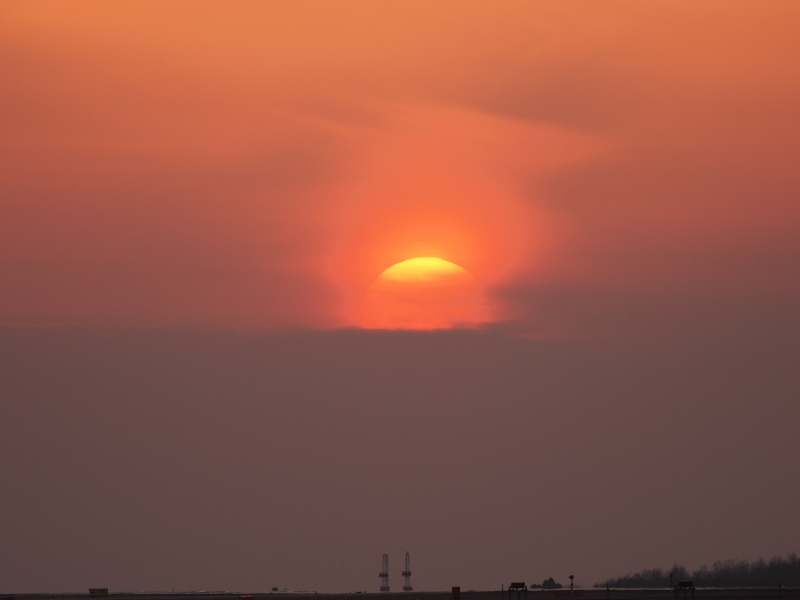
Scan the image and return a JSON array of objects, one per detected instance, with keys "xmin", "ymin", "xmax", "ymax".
[{"xmin": 2, "ymin": 324, "xmax": 798, "ymax": 593}]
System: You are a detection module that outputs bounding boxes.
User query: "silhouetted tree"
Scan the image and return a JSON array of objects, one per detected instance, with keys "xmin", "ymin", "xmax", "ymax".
[
  {"xmin": 535, "ymin": 578, "xmax": 562, "ymax": 590},
  {"xmin": 595, "ymin": 554, "xmax": 800, "ymax": 588}
]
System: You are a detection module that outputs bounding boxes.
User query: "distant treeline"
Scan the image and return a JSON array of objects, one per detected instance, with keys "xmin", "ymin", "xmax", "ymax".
[
  {"xmin": 530, "ymin": 578, "xmax": 563, "ymax": 590},
  {"xmin": 596, "ymin": 554, "xmax": 800, "ymax": 588}
]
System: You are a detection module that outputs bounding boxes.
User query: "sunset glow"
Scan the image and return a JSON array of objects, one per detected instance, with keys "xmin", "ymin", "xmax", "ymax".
[
  {"xmin": 362, "ymin": 257, "xmax": 488, "ymax": 329},
  {"xmin": 2, "ymin": 1, "xmax": 800, "ymax": 595}
]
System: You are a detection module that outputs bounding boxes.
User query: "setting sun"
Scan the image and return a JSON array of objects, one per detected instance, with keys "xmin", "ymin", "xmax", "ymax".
[{"xmin": 362, "ymin": 257, "xmax": 488, "ymax": 330}]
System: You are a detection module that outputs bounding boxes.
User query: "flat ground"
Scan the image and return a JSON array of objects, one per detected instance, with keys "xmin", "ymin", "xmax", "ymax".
[{"xmin": 4, "ymin": 589, "xmax": 797, "ymax": 600}]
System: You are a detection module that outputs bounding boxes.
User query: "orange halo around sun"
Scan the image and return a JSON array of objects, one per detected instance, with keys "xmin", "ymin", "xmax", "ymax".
[{"xmin": 362, "ymin": 257, "xmax": 489, "ymax": 330}]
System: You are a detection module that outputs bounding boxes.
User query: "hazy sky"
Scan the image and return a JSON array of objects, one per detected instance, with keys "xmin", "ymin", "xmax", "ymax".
[{"xmin": 1, "ymin": 1, "xmax": 799, "ymax": 593}]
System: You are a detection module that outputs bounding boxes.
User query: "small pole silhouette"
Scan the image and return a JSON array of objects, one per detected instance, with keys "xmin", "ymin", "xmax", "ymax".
[{"xmin": 569, "ymin": 575, "xmax": 574, "ymax": 600}]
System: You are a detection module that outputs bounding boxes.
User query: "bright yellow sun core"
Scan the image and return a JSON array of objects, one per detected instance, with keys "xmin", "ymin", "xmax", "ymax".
[{"xmin": 362, "ymin": 257, "xmax": 487, "ymax": 330}]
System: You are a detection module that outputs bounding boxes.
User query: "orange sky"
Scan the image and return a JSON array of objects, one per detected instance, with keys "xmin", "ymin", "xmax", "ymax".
[
  {"xmin": 1, "ymin": 1, "xmax": 799, "ymax": 334},
  {"xmin": 3, "ymin": 3, "xmax": 800, "ymax": 593}
]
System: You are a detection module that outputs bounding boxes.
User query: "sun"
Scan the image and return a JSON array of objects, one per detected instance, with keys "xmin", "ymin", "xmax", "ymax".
[{"xmin": 362, "ymin": 257, "xmax": 488, "ymax": 330}]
